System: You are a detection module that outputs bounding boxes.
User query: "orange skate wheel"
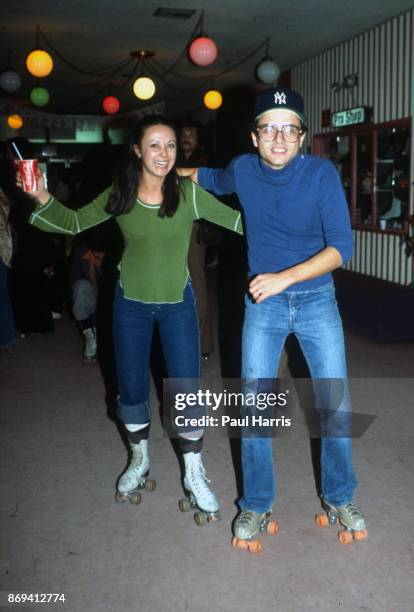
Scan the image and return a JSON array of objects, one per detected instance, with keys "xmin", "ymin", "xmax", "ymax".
[
  {"xmin": 353, "ymin": 528, "xmax": 368, "ymax": 541},
  {"xmin": 315, "ymin": 513, "xmax": 329, "ymax": 528},
  {"xmin": 266, "ymin": 520, "xmax": 279, "ymax": 535},
  {"xmin": 338, "ymin": 529, "xmax": 353, "ymax": 544},
  {"xmin": 232, "ymin": 537, "xmax": 249, "ymax": 550},
  {"xmin": 248, "ymin": 539, "xmax": 263, "ymax": 554}
]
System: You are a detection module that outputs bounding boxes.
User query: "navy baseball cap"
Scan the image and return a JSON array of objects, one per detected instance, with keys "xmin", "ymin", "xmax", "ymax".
[{"xmin": 254, "ymin": 87, "xmax": 307, "ymax": 125}]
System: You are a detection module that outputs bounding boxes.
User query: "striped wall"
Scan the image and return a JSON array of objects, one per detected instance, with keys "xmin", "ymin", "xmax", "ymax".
[{"xmin": 292, "ymin": 8, "xmax": 414, "ymax": 285}]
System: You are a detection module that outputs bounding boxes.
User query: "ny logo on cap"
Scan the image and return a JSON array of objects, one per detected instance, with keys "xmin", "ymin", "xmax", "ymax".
[{"xmin": 274, "ymin": 93, "xmax": 287, "ymax": 105}]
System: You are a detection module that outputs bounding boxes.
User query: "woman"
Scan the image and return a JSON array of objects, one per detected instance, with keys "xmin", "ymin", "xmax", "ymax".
[{"xmin": 21, "ymin": 115, "xmax": 243, "ymax": 522}]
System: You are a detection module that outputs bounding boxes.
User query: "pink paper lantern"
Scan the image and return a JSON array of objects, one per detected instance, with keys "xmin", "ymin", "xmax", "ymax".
[
  {"xmin": 102, "ymin": 95, "xmax": 120, "ymax": 114},
  {"xmin": 188, "ymin": 36, "xmax": 218, "ymax": 67}
]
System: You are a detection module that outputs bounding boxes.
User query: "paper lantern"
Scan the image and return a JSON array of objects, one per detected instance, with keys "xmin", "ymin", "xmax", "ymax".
[
  {"xmin": 256, "ymin": 59, "xmax": 280, "ymax": 84},
  {"xmin": 102, "ymin": 95, "xmax": 120, "ymax": 114},
  {"xmin": 203, "ymin": 90, "xmax": 223, "ymax": 110},
  {"xmin": 26, "ymin": 49, "xmax": 54, "ymax": 77},
  {"xmin": 133, "ymin": 77, "xmax": 155, "ymax": 100},
  {"xmin": 0, "ymin": 70, "xmax": 22, "ymax": 93},
  {"xmin": 7, "ymin": 114, "xmax": 23, "ymax": 129},
  {"xmin": 30, "ymin": 86, "xmax": 50, "ymax": 107},
  {"xmin": 188, "ymin": 37, "xmax": 218, "ymax": 67}
]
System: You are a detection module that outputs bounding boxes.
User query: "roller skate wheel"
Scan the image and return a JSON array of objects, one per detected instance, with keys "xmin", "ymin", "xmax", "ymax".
[
  {"xmin": 179, "ymin": 498, "xmax": 191, "ymax": 512},
  {"xmin": 338, "ymin": 529, "xmax": 353, "ymax": 544},
  {"xmin": 115, "ymin": 491, "xmax": 128, "ymax": 503},
  {"xmin": 145, "ymin": 479, "xmax": 156, "ymax": 492},
  {"xmin": 130, "ymin": 491, "xmax": 142, "ymax": 505},
  {"xmin": 248, "ymin": 539, "xmax": 263, "ymax": 554},
  {"xmin": 194, "ymin": 511, "xmax": 208, "ymax": 526},
  {"xmin": 353, "ymin": 528, "xmax": 368, "ymax": 541},
  {"xmin": 207, "ymin": 511, "xmax": 221, "ymax": 523},
  {"xmin": 232, "ymin": 537, "xmax": 249, "ymax": 550},
  {"xmin": 266, "ymin": 520, "xmax": 279, "ymax": 535},
  {"xmin": 315, "ymin": 513, "xmax": 329, "ymax": 528}
]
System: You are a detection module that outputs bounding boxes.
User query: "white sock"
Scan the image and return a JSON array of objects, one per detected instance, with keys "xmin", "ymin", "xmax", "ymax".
[{"xmin": 125, "ymin": 422, "xmax": 149, "ymax": 433}]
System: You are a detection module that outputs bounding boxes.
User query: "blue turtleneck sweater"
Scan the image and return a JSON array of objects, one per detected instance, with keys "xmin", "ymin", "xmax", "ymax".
[{"xmin": 198, "ymin": 153, "xmax": 353, "ymax": 291}]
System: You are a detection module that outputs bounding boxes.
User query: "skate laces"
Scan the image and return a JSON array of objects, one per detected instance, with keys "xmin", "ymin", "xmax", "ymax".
[
  {"xmin": 129, "ymin": 445, "xmax": 144, "ymax": 470},
  {"xmin": 238, "ymin": 511, "xmax": 257, "ymax": 526},
  {"xmin": 342, "ymin": 502, "xmax": 361, "ymax": 518},
  {"xmin": 191, "ymin": 460, "xmax": 211, "ymax": 483}
]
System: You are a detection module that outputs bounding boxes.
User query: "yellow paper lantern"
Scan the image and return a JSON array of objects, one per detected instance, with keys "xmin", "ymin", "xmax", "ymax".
[
  {"xmin": 7, "ymin": 114, "xmax": 23, "ymax": 129},
  {"xmin": 133, "ymin": 77, "xmax": 155, "ymax": 100},
  {"xmin": 203, "ymin": 90, "xmax": 223, "ymax": 110},
  {"xmin": 26, "ymin": 49, "xmax": 54, "ymax": 78}
]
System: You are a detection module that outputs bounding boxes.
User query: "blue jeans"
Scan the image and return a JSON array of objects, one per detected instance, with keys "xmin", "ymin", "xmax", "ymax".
[
  {"xmin": 113, "ymin": 281, "xmax": 200, "ymax": 427},
  {"xmin": 240, "ymin": 282, "xmax": 357, "ymax": 512}
]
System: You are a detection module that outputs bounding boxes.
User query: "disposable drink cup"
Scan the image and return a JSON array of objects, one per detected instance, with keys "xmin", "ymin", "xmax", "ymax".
[
  {"xmin": 18, "ymin": 159, "xmax": 39, "ymax": 192},
  {"xmin": 379, "ymin": 219, "xmax": 387, "ymax": 230}
]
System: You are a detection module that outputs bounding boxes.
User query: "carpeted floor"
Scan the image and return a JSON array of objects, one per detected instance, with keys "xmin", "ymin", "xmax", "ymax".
[{"xmin": 1, "ymin": 276, "xmax": 414, "ymax": 612}]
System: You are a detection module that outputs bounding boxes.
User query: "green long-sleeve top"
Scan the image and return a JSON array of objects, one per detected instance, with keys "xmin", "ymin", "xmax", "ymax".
[{"xmin": 30, "ymin": 179, "xmax": 243, "ymax": 303}]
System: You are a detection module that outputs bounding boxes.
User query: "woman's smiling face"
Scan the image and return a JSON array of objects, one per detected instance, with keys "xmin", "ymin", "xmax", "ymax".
[{"xmin": 133, "ymin": 124, "xmax": 177, "ymax": 178}]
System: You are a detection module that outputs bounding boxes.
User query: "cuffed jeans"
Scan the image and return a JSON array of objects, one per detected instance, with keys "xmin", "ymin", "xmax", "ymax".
[
  {"xmin": 240, "ymin": 282, "xmax": 357, "ymax": 512},
  {"xmin": 113, "ymin": 281, "xmax": 201, "ymax": 429}
]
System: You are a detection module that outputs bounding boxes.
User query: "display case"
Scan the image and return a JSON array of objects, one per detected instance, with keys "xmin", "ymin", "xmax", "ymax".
[{"xmin": 314, "ymin": 119, "xmax": 410, "ymax": 233}]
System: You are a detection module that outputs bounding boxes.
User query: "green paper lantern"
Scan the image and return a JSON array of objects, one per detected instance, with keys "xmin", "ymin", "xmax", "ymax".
[{"xmin": 30, "ymin": 86, "xmax": 50, "ymax": 107}]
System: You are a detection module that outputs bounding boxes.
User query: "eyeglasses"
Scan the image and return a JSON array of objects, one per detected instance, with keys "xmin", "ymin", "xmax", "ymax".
[{"xmin": 255, "ymin": 124, "xmax": 303, "ymax": 143}]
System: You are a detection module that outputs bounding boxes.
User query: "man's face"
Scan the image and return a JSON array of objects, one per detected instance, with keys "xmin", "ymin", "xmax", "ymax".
[
  {"xmin": 251, "ymin": 109, "xmax": 306, "ymax": 171},
  {"xmin": 180, "ymin": 126, "xmax": 199, "ymax": 158}
]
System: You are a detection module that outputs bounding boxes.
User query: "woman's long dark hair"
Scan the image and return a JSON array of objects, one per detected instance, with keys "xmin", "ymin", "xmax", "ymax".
[{"xmin": 106, "ymin": 115, "xmax": 181, "ymax": 218}]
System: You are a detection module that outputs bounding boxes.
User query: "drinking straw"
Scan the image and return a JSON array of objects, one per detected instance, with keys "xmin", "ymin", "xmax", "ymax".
[{"xmin": 11, "ymin": 142, "xmax": 23, "ymax": 160}]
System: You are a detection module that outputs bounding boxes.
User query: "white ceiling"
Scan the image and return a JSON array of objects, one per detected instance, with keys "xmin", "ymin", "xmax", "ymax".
[{"xmin": 1, "ymin": 0, "xmax": 413, "ymax": 118}]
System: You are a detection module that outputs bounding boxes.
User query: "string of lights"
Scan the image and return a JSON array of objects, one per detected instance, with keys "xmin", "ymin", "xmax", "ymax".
[{"xmin": 1, "ymin": 14, "xmax": 281, "ymax": 122}]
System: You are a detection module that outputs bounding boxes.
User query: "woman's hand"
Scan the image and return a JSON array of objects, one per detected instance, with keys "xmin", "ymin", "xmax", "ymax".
[{"xmin": 16, "ymin": 172, "xmax": 51, "ymax": 205}]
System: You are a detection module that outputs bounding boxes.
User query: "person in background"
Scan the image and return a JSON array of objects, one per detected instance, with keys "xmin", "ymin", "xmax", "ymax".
[
  {"xmin": 69, "ymin": 232, "xmax": 105, "ymax": 363},
  {"xmin": 179, "ymin": 88, "xmax": 367, "ymax": 547},
  {"xmin": 0, "ymin": 187, "xmax": 16, "ymax": 352},
  {"xmin": 18, "ymin": 114, "xmax": 243, "ymax": 524},
  {"xmin": 178, "ymin": 120, "xmax": 215, "ymax": 364}
]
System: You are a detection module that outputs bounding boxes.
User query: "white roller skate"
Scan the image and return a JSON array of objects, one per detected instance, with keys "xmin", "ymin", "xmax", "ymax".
[
  {"xmin": 115, "ymin": 439, "xmax": 156, "ymax": 505},
  {"xmin": 82, "ymin": 327, "xmax": 97, "ymax": 363},
  {"xmin": 315, "ymin": 498, "xmax": 367, "ymax": 544},
  {"xmin": 179, "ymin": 452, "xmax": 220, "ymax": 526},
  {"xmin": 232, "ymin": 510, "xmax": 279, "ymax": 554}
]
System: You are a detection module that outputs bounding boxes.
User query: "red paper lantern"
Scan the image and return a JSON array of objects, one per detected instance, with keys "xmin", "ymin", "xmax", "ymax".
[
  {"xmin": 102, "ymin": 95, "xmax": 120, "ymax": 114},
  {"xmin": 188, "ymin": 36, "xmax": 218, "ymax": 67}
]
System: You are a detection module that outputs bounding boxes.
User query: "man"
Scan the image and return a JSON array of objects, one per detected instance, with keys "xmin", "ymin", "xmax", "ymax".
[
  {"xmin": 179, "ymin": 121, "xmax": 215, "ymax": 364},
  {"xmin": 181, "ymin": 87, "xmax": 366, "ymax": 544}
]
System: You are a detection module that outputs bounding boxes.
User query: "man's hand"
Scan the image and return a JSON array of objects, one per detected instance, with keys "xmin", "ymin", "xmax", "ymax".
[
  {"xmin": 16, "ymin": 172, "xmax": 50, "ymax": 205},
  {"xmin": 249, "ymin": 247, "xmax": 343, "ymax": 303},
  {"xmin": 176, "ymin": 167, "xmax": 198, "ymax": 183},
  {"xmin": 249, "ymin": 272, "xmax": 292, "ymax": 303}
]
